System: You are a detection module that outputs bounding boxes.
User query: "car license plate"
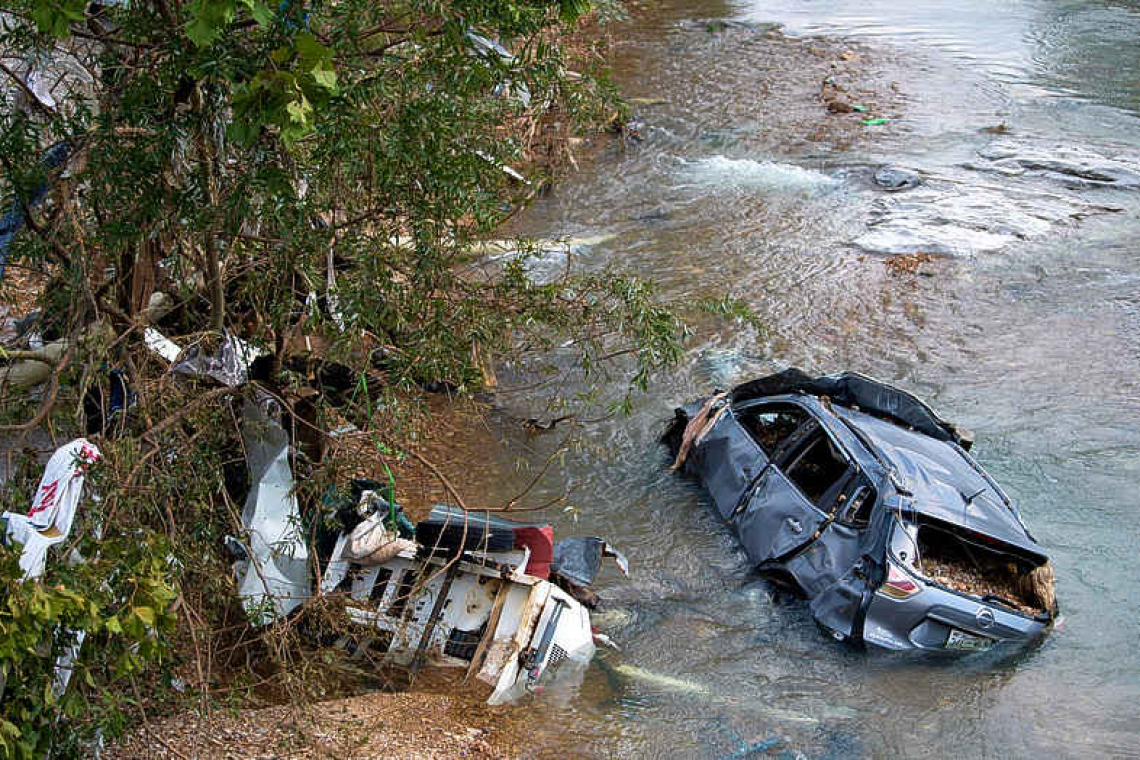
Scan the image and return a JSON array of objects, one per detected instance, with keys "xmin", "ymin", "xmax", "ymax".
[{"xmin": 946, "ymin": 629, "xmax": 993, "ymax": 651}]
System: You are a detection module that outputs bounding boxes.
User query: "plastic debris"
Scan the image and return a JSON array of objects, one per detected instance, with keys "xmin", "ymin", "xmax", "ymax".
[
  {"xmin": 341, "ymin": 505, "xmax": 416, "ymax": 565},
  {"xmin": 0, "ymin": 440, "xmax": 101, "ymax": 699},
  {"xmin": 143, "ymin": 328, "xmax": 181, "ymax": 362},
  {"xmin": 712, "ymin": 721, "xmax": 782, "ymax": 760},
  {"xmin": 475, "ymin": 149, "xmax": 530, "ymax": 185},
  {"xmin": 0, "ymin": 142, "xmax": 73, "ymax": 282},
  {"xmin": 172, "ymin": 331, "xmax": 266, "ymax": 387},
  {"xmin": 861, "ymin": 117, "xmax": 889, "ymax": 126},
  {"xmin": 2, "ymin": 439, "xmax": 101, "ymax": 580},
  {"xmin": 234, "ymin": 395, "xmax": 310, "ymax": 622},
  {"xmin": 83, "ymin": 367, "xmax": 135, "ymax": 435},
  {"xmin": 0, "ymin": 338, "xmax": 68, "ymax": 390},
  {"xmin": 551, "ymin": 537, "xmax": 629, "ymax": 591},
  {"xmin": 466, "ymin": 31, "xmax": 531, "ymax": 108}
]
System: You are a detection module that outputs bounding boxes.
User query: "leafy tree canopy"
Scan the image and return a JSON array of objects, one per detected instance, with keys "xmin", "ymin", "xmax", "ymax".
[{"xmin": 1, "ymin": 0, "xmax": 680, "ymax": 392}]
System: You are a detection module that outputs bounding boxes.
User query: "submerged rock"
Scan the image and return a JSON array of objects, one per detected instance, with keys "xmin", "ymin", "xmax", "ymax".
[
  {"xmin": 873, "ymin": 166, "xmax": 922, "ymax": 192},
  {"xmin": 970, "ymin": 140, "xmax": 1140, "ymax": 189}
]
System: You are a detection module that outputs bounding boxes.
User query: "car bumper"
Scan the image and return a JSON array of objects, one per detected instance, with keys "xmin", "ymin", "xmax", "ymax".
[{"xmin": 863, "ymin": 583, "xmax": 1050, "ymax": 651}]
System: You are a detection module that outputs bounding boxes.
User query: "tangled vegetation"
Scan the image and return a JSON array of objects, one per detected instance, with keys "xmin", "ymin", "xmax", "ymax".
[{"xmin": 0, "ymin": 0, "xmax": 687, "ymax": 753}]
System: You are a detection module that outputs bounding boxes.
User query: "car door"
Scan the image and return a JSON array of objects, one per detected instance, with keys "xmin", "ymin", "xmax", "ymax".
[
  {"xmin": 693, "ymin": 408, "xmax": 767, "ymax": 520},
  {"xmin": 784, "ymin": 474, "xmax": 878, "ymax": 596},
  {"xmin": 694, "ymin": 402, "xmax": 810, "ymax": 520},
  {"xmin": 732, "ymin": 420, "xmax": 853, "ymax": 566},
  {"xmin": 688, "ymin": 403, "xmax": 816, "ymax": 524}
]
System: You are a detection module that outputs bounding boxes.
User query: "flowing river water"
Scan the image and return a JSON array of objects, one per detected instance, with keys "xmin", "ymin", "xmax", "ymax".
[{"xmin": 479, "ymin": 1, "xmax": 1140, "ymax": 757}]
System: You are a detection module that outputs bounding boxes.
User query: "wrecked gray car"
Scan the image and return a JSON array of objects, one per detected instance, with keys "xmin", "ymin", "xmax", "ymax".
[{"xmin": 664, "ymin": 368, "xmax": 1057, "ymax": 652}]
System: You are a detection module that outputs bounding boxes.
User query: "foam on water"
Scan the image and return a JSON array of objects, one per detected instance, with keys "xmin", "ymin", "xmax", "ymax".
[{"xmin": 678, "ymin": 155, "xmax": 838, "ymax": 194}]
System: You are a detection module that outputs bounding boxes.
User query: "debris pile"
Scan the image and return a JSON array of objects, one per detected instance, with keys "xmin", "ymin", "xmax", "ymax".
[{"xmin": 919, "ymin": 526, "xmax": 1055, "ymax": 616}]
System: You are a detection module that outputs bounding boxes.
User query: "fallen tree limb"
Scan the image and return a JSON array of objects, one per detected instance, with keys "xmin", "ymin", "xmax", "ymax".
[
  {"xmin": 0, "ymin": 340, "xmax": 68, "ymax": 389},
  {"xmin": 405, "ymin": 446, "xmax": 468, "ymax": 510},
  {"xmin": 0, "ymin": 339, "xmax": 74, "ymax": 436}
]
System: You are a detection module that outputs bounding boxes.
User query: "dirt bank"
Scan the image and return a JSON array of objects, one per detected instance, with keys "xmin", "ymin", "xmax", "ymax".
[{"xmin": 104, "ymin": 672, "xmax": 528, "ymax": 759}]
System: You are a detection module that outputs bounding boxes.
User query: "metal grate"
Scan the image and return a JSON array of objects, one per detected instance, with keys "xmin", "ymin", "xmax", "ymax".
[
  {"xmin": 547, "ymin": 644, "xmax": 568, "ymax": 669},
  {"xmin": 368, "ymin": 567, "xmax": 393, "ymax": 603},
  {"xmin": 443, "ymin": 626, "xmax": 485, "ymax": 661},
  {"xmin": 385, "ymin": 570, "xmax": 416, "ymax": 619}
]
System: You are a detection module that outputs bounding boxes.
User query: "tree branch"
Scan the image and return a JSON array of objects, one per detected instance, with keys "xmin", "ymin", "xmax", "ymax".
[
  {"xmin": 142, "ymin": 385, "xmax": 239, "ymax": 444},
  {"xmin": 0, "ymin": 349, "xmax": 60, "ymax": 365},
  {"xmin": 405, "ymin": 446, "xmax": 468, "ymax": 509}
]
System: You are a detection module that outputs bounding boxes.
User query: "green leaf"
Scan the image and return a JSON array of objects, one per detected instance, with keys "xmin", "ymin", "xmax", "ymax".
[
  {"xmin": 311, "ymin": 67, "xmax": 337, "ymax": 92},
  {"xmin": 271, "ymin": 45, "xmax": 293, "ymax": 65},
  {"xmin": 228, "ymin": 119, "xmax": 257, "ymax": 146},
  {"xmin": 558, "ymin": 0, "xmax": 591, "ymax": 23},
  {"xmin": 294, "ymin": 32, "xmax": 325, "ymax": 63},
  {"xmin": 132, "ymin": 606, "xmax": 156, "ymax": 626},
  {"xmin": 104, "ymin": 615, "xmax": 122, "ymax": 635},
  {"xmin": 186, "ymin": 15, "xmax": 220, "ymax": 47},
  {"xmin": 250, "ymin": 2, "xmax": 273, "ymax": 26},
  {"xmin": 30, "ymin": 0, "xmax": 86, "ymax": 38},
  {"xmin": 185, "ymin": 0, "xmax": 237, "ymax": 47}
]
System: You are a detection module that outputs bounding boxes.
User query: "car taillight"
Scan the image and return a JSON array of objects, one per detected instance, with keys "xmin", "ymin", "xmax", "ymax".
[{"xmin": 880, "ymin": 562, "xmax": 921, "ymax": 600}]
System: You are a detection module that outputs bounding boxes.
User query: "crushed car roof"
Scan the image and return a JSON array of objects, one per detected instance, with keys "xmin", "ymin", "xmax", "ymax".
[
  {"xmin": 829, "ymin": 404, "xmax": 1044, "ymax": 560},
  {"xmin": 731, "ymin": 367, "xmax": 974, "ymax": 449}
]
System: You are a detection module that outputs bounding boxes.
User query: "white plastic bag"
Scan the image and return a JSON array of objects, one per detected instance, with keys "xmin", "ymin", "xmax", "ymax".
[
  {"xmin": 4, "ymin": 438, "xmax": 100, "ymax": 579},
  {"xmin": 343, "ymin": 513, "xmax": 415, "ymax": 565}
]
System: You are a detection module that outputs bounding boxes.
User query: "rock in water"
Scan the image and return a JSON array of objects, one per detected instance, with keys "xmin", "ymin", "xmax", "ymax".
[{"xmin": 873, "ymin": 166, "xmax": 922, "ymax": 192}]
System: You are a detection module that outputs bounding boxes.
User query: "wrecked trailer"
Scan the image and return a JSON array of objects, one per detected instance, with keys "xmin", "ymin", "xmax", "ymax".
[
  {"xmin": 664, "ymin": 368, "xmax": 1057, "ymax": 652},
  {"xmin": 142, "ymin": 306, "xmax": 628, "ymax": 702},
  {"xmin": 319, "ymin": 503, "xmax": 625, "ymax": 704},
  {"xmin": 225, "ymin": 385, "xmax": 625, "ymax": 703}
]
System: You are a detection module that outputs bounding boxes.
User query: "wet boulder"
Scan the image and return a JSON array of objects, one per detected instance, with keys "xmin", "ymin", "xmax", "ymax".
[{"xmin": 873, "ymin": 166, "xmax": 922, "ymax": 192}]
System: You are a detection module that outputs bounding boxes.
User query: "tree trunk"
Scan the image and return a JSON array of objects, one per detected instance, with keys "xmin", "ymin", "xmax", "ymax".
[{"xmin": 206, "ymin": 233, "xmax": 224, "ymax": 332}]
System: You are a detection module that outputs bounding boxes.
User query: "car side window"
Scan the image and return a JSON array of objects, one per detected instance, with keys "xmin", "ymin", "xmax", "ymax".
[
  {"xmin": 839, "ymin": 483, "xmax": 877, "ymax": 527},
  {"xmin": 783, "ymin": 430, "xmax": 849, "ymax": 506},
  {"xmin": 737, "ymin": 404, "xmax": 807, "ymax": 456}
]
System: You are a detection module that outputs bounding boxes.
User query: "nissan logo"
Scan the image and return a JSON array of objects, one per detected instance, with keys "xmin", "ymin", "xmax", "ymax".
[{"xmin": 975, "ymin": 607, "xmax": 995, "ymax": 629}]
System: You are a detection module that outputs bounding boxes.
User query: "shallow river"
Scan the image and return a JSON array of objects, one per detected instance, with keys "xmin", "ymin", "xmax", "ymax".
[{"xmin": 485, "ymin": 1, "xmax": 1140, "ymax": 756}]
